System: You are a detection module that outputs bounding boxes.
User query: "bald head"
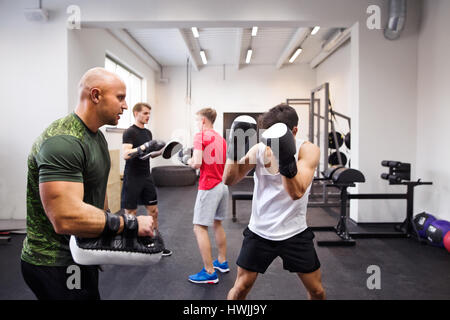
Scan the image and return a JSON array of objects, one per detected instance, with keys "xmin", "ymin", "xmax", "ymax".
[
  {"xmin": 78, "ymin": 67, "xmax": 124, "ymax": 101},
  {"xmin": 75, "ymin": 67, "xmax": 128, "ymax": 129}
]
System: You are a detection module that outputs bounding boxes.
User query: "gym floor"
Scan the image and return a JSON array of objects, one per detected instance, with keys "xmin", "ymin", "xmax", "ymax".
[{"xmin": 1, "ymin": 178, "xmax": 449, "ymax": 300}]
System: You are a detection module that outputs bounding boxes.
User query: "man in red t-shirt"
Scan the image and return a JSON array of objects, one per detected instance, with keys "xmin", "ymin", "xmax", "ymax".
[{"xmin": 186, "ymin": 108, "xmax": 229, "ymax": 284}]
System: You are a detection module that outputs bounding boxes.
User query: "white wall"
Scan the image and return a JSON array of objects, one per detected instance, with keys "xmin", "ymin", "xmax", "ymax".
[
  {"xmin": 152, "ymin": 64, "xmax": 316, "ymax": 168},
  {"xmin": 353, "ymin": 3, "xmax": 421, "ymax": 223},
  {"xmin": 315, "ymin": 40, "xmax": 352, "ymax": 171},
  {"xmin": 415, "ymin": 0, "xmax": 450, "ymax": 221},
  {"xmin": 67, "ymin": 28, "xmax": 157, "ymax": 173},
  {"xmin": 316, "ymin": 41, "xmax": 352, "ymax": 125},
  {"xmin": 0, "ymin": 1, "xmax": 68, "ymax": 219},
  {"xmin": 308, "ymin": 0, "xmax": 421, "ymax": 223}
]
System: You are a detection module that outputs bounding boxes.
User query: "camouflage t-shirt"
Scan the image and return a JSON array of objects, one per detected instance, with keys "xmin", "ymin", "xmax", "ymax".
[{"xmin": 21, "ymin": 113, "xmax": 110, "ymax": 266}]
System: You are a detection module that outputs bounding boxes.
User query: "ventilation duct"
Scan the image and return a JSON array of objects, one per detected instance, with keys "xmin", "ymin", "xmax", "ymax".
[
  {"xmin": 310, "ymin": 28, "xmax": 351, "ymax": 69},
  {"xmin": 384, "ymin": 0, "xmax": 407, "ymax": 40}
]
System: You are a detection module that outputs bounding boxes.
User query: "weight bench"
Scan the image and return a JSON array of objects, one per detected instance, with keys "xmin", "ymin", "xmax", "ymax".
[{"xmin": 231, "ymin": 191, "xmax": 253, "ymax": 222}]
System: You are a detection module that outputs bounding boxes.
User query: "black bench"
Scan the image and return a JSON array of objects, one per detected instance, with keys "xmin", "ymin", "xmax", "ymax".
[{"xmin": 231, "ymin": 191, "xmax": 253, "ymax": 222}]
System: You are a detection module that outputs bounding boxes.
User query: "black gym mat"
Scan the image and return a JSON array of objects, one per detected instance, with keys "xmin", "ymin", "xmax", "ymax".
[{"xmin": 0, "ymin": 180, "xmax": 449, "ymax": 300}]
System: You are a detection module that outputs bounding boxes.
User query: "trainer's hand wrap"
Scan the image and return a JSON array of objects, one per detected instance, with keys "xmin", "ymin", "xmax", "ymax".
[
  {"xmin": 120, "ymin": 213, "xmax": 138, "ymax": 249},
  {"xmin": 102, "ymin": 210, "xmax": 121, "ymax": 236}
]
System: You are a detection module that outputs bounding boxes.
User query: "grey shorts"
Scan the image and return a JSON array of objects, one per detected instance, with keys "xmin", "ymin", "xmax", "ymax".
[{"xmin": 193, "ymin": 182, "xmax": 229, "ymax": 226}]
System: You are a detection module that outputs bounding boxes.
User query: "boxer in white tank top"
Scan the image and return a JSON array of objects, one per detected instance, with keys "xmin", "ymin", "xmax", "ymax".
[
  {"xmin": 223, "ymin": 104, "xmax": 326, "ymax": 300},
  {"xmin": 249, "ymin": 138, "xmax": 311, "ymax": 241}
]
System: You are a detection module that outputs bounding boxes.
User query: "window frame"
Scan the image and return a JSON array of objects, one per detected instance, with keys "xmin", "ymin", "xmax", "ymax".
[{"xmin": 104, "ymin": 54, "xmax": 144, "ymax": 132}]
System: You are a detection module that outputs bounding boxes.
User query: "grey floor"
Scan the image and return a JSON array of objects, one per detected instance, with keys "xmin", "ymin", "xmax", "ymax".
[{"xmin": 1, "ymin": 178, "xmax": 449, "ymax": 300}]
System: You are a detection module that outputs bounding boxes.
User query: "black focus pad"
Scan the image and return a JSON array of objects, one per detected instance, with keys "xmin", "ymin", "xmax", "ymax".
[
  {"xmin": 162, "ymin": 141, "xmax": 183, "ymax": 159},
  {"xmin": 74, "ymin": 234, "xmax": 164, "ymax": 255},
  {"xmin": 74, "ymin": 213, "xmax": 164, "ymax": 255},
  {"xmin": 70, "ymin": 219, "xmax": 165, "ymax": 265}
]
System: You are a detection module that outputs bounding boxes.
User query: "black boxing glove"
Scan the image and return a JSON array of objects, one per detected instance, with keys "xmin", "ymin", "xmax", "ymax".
[
  {"xmin": 138, "ymin": 140, "xmax": 166, "ymax": 160},
  {"xmin": 178, "ymin": 147, "xmax": 193, "ymax": 165},
  {"xmin": 226, "ymin": 115, "xmax": 257, "ymax": 161},
  {"xmin": 128, "ymin": 140, "xmax": 166, "ymax": 160},
  {"xmin": 261, "ymin": 122, "xmax": 298, "ymax": 179}
]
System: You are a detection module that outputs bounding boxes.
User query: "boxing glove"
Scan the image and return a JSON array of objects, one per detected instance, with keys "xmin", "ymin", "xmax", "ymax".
[
  {"xmin": 129, "ymin": 140, "xmax": 166, "ymax": 160},
  {"xmin": 178, "ymin": 147, "xmax": 193, "ymax": 165},
  {"xmin": 261, "ymin": 123, "xmax": 298, "ymax": 179},
  {"xmin": 226, "ymin": 115, "xmax": 257, "ymax": 161}
]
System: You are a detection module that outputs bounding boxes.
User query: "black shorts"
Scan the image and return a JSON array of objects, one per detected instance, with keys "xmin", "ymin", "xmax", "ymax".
[
  {"xmin": 121, "ymin": 174, "xmax": 158, "ymax": 209},
  {"xmin": 21, "ymin": 260, "xmax": 100, "ymax": 300},
  {"xmin": 236, "ymin": 227, "xmax": 321, "ymax": 274}
]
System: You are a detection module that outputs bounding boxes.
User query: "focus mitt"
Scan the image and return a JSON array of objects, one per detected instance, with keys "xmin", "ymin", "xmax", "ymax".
[{"xmin": 70, "ymin": 212, "xmax": 164, "ymax": 266}]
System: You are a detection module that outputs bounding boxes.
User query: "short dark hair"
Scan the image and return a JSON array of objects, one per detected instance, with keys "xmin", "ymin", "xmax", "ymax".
[
  {"xmin": 196, "ymin": 107, "xmax": 217, "ymax": 124},
  {"xmin": 133, "ymin": 102, "xmax": 151, "ymax": 116},
  {"xmin": 258, "ymin": 103, "xmax": 299, "ymax": 130}
]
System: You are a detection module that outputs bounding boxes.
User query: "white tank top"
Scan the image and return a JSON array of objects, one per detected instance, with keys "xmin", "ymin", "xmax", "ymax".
[{"xmin": 248, "ymin": 138, "xmax": 311, "ymax": 241}]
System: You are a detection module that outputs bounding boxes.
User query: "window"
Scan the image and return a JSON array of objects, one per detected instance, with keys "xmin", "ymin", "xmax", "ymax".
[{"xmin": 104, "ymin": 56, "xmax": 143, "ymax": 129}]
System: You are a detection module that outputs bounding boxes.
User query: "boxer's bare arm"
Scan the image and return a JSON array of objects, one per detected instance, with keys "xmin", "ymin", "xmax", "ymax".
[
  {"xmin": 122, "ymin": 143, "xmax": 135, "ymax": 160},
  {"xmin": 223, "ymin": 144, "xmax": 258, "ymax": 186},
  {"xmin": 282, "ymin": 142, "xmax": 320, "ymax": 200},
  {"xmin": 188, "ymin": 149, "xmax": 202, "ymax": 169}
]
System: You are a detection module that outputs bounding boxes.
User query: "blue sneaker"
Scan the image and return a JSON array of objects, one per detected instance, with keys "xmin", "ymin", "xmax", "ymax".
[
  {"xmin": 213, "ymin": 259, "xmax": 230, "ymax": 273},
  {"xmin": 188, "ymin": 268, "xmax": 219, "ymax": 284}
]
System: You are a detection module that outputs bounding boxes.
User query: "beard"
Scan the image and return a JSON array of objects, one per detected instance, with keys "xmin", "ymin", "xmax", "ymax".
[{"xmin": 101, "ymin": 112, "xmax": 119, "ymax": 126}]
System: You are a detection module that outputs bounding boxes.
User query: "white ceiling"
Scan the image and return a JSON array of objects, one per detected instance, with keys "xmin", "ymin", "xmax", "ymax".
[{"xmin": 127, "ymin": 26, "xmax": 338, "ymax": 69}]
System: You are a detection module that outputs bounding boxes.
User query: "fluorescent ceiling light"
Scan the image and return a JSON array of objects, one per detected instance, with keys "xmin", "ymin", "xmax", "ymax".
[
  {"xmin": 200, "ymin": 50, "xmax": 207, "ymax": 64},
  {"xmin": 311, "ymin": 26, "xmax": 320, "ymax": 35},
  {"xmin": 246, "ymin": 49, "xmax": 253, "ymax": 64},
  {"xmin": 192, "ymin": 27, "xmax": 199, "ymax": 38},
  {"xmin": 251, "ymin": 26, "xmax": 258, "ymax": 36},
  {"xmin": 289, "ymin": 48, "xmax": 302, "ymax": 63}
]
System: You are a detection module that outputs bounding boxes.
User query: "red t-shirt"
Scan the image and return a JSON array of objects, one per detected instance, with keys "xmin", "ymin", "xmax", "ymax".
[{"xmin": 193, "ymin": 129, "xmax": 227, "ymax": 190}]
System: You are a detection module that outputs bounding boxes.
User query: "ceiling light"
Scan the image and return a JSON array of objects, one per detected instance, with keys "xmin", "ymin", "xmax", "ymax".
[
  {"xmin": 289, "ymin": 48, "xmax": 302, "ymax": 63},
  {"xmin": 192, "ymin": 27, "xmax": 199, "ymax": 38},
  {"xmin": 252, "ymin": 26, "xmax": 258, "ymax": 36},
  {"xmin": 246, "ymin": 49, "xmax": 253, "ymax": 64},
  {"xmin": 200, "ymin": 50, "xmax": 207, "ymax": 65},
  {"xmin": 311, "ymin": 26, "xmax": 320, "ymax": 35}
]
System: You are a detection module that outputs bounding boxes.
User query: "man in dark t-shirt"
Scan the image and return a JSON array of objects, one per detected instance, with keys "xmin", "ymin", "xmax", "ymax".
[
  {"xmin": 121, "ymin": 102, "xmax": 172, "ymax": 256},
  {"xmin": 21, "ymin": 68, "xmax": 156, "ymax": 300}
]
